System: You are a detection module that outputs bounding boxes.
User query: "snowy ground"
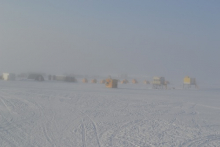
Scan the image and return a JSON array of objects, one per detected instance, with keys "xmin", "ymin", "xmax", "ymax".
[{"xmin": 0, "ymin": 81, "xmax": 220, "ymax": 147}]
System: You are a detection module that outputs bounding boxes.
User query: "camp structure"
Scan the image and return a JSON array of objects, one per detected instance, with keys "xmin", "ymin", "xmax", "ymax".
[
  {"xmin": 54, "ymin": 75, "xmax": 77, "ymax": 82},
  {"xmin": 17, "ymin": 73, "xmax": 28, "ymax": 79},
  {"xmin": 65, "ymin": 76, "xmax": 77, "ymax": 82},
  {"xmin": 91, "ymin": 79, "xmax": 97, "ymax": 83},
  {"xmin": 132, "ymin": 79, "xmax": 138, "ymax": 84},
  {"xmin": 2, "ymin": 73, "xmax": 16, "ymax": 81},
  {"xmin": 165, "ymin": 81, "xmax": 170, "ymax": 85},
  {"xmin": 52, "ymin": 75, "xmax": 56, "ymax": 80},
  {"xmin": 143, "ymin": 80, "xmax": 150, "ymax": 84},
  {"xmin": 54, "ymin": 75, "xmax": 66, "ymax": 81},
  {"xmin": 183, "ymin": 76, "xmax": 198, "ymax": 89},
  {"xmin": 27, "ymin": 73, "xmax": 44, "ymax": 81},
  {"xmin": 82, "ymin": 78, "xmax": 88, "ymax": 83},
  {"xmin": 105, "ymin": 78, "xmax": 118, "ymax": 88},
  {"xmin": 152, "ymin": 77, "xmax": 167, "ymax": 89},
  {"xmin": 28, "ymin": 73, "xmax": 42, "ymax": 80},
  {"xmin": 35, "ymin": 75, "xmax": 44, "ymax": 81},
  {"xmin": 48, "ymin": 75, "xmax": 52, "ymax": 80},
  {"xmin": 100, "ymin": 79, "xmax": 106, "ymax": 84},
  {"xmin": 121, "ymin": 79, "xmax": 128, "ymax": 84}
]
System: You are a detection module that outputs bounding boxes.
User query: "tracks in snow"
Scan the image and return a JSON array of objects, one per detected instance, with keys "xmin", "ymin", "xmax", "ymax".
[
  {"xmin": 1, "ymin": 85, "xmax": 220, "ymax": 146},
  {"xmin": 81, "ymin": 120, "xmax": 86, "ymax": 147},
  {"xmin": 182, "ymin": 135, "xmax": 220, "ymax": 146},
  {"xmin": 0, "ymin": 92, "xmax": 38, "ymax": 146},
  {"xmin": 73, "ymin": 108, "xmax": 102, "ymax": 147}
]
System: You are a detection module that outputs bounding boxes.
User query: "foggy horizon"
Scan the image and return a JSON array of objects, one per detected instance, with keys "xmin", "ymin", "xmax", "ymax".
[{"xmin": 1, "ymin": 1, "xmax": 220, "ymax": 86}]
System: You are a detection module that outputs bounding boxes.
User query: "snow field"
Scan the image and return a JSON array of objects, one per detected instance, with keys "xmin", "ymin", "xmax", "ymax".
[{"xmin": 0, "ymin": 81, "xmax": 220, "ymax": 146}]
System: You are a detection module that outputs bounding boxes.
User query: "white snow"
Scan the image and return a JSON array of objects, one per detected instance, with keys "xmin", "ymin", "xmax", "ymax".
[{"xmin": 0, "ymin": 81, "xmax": 220, "ymax": 147}]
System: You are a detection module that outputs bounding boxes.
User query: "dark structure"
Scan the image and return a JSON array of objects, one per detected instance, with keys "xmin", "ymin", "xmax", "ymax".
[
  {"xmin": 28, "ymin": 73, "xmax": 44, "ymax": 81},
  {"xmin": 35, "ymin": 75, "xmax": 44, "ymax": 81},
  {"xmin": 48, "ymin": 75, "xmax": 52, "ymax": 80},
  {"xmin": 65, "ymin": 76, "xmax": 77, "ymax": 82}
]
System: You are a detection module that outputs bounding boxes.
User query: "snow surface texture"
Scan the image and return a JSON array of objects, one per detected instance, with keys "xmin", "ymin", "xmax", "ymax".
[{"xmin": 0, "ymin": 81, "xmax": 220, "ymax": 147}]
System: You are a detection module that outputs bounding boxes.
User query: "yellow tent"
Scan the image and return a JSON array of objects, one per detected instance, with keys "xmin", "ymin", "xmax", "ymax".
[
  {"xmin": 143, "ymin": 80, "xmax": 150, "ymax": 84},
  {"xmin": 91, "ymin": 79, "xmax": 97, "ymax": 83},
  {"xmin": 121, "ymin": 79, "xmax": 128, "ymax": 84},
  {"xmin": 100, "ymin": 79, "xmax": 106, "ymax": 84},
  {"xmin": 132, "ymin": 79, "xmax": 138, "ymax": 84},
  {"xmin": 106, "ymin": 78, "xmax": 118, "ymax": 88}
]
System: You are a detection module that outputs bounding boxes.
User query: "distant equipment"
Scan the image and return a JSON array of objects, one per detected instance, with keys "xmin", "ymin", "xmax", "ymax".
[
  {"xmin": 105, "ymin": 78, "xmax": 118, "ymax": 88},
  {"xmin": 2, "ymin": 73, "xmax": 16, "ymax": 81},
  {"xmin": 183, "ymin": 76, "xmax": 198, "ymax": 88},
  {"xmin": 152, "ymin": 77, "xmax": 167, "ymax": 89}
]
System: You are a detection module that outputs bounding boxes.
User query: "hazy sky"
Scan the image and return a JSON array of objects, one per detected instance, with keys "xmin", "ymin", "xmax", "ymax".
[{"xmin": 1, "ymin": 1, "xmax": 220, "ymax": 84}]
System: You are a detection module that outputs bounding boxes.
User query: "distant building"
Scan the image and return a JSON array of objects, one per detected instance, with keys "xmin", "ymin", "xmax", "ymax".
[
  {"xmin": 48, "ymin": 75, "xmax": 52, "ymax": 80},
  {"xmin": 183, "ymin": 76, "xmax": 198, "ymax": 88},
  {"xmin": 65, "ymin": 76, "xmax": 77, "ymax": 82},
  {"xmin": 35, "ymin": 75, "xmax": 44, "ymax": 81},
  {"xmin": 28, "ymin": 73, "xmax": 42, "ymax": 80},
  {"xmin": 2, "ymin": 73, "xmax": 16, "ymax": 81},
  {"xmin": 28, "ymin": 73, "xmax": 44, "ymax": 81},
  {"xmin": 54, "ymin": 75, "xmax": 77, "ymax": 82},
  {"xmin": 54, "ymin": 75, "xmax": 66, "ymax": 81},
  {"xmin": 152, "ymin": 77, "xmax": 167, "ymax": 89}
]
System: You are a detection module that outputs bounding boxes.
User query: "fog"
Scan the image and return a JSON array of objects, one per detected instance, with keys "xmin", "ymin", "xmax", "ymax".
[{"xmin": 1, "ymin": 1, "xmax": 220, "ymax": 86}]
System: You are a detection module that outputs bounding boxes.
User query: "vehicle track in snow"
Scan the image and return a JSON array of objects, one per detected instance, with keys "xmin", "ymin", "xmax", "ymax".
[
  {"xmin": 0, "ymin": 92, "xmax": 37, "ymax": 146},
  {"xmin": 81, "ymin": 120, "xmax": 86, "ymax": 147},
  {"xmin": 0, "ymin": 89, "xmax": 58, "ymax": 146},
  {"xmin": 98, "ymin": 119, "xmax": 154, "ymax": 147},
  {"xmin": 181, "ymin": 134, "xmax": 220, "ymax": 146},
  {"xmin": 29, "ymin": 95, "xmax": 58, "ymax": 147},
  {"xmin": 109, "ymin": 120, "xmax": 142, "ymax": 147},
  {"xmin": 76, "ymin": 111, "xmax": 102, "ymax": 147},
  {"xmin": 70, "ymin": 93, "xmax": 102, "ymax": 147}
]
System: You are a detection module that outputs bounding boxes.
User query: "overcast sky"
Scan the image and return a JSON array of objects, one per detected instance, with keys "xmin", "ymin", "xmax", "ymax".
[{"xmin": 1, "ymin": 1, "xmax": 220, "ymax": 85}]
